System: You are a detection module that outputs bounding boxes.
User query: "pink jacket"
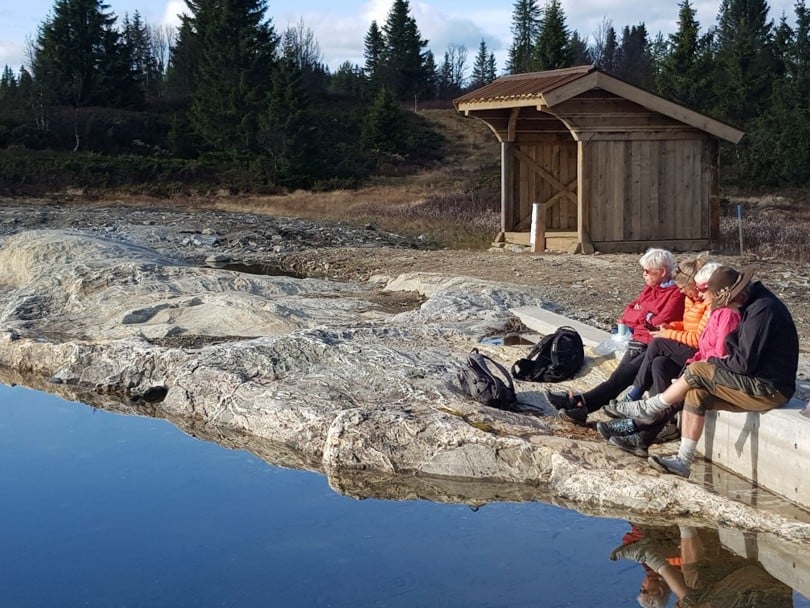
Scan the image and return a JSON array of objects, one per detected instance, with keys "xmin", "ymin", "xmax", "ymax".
[{"xmin": 687, "ymin": 307, "xmax": 741, "ymax": 363}]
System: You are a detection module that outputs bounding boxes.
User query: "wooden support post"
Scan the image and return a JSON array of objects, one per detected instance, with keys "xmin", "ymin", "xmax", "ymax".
[{"xmin": 501, "ymin": 142, "xmax": 514, "ymax": 233}]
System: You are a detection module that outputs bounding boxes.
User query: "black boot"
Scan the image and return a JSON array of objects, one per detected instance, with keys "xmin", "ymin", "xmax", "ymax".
[
  {"xmin": 596, "ymin": 417, "xmax": 638, "ymax": 440},
  {"xmin": 607, "ymin": 427, "xmax": 659, "ymax": 458},
  {"xmin": 546, "ymin": 390, "xmax": 581, "ymax": 410}
]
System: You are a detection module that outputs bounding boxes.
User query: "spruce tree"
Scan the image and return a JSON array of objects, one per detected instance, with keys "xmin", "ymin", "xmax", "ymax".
[
  {"xmin": 187, "ymin": 0, "xmax": 279, "ymax": 154},
  {"xmin": 614, "ymin": 24, "xmax": 655, "ymax": 89},
  {"xmin": 122, "ymin": 11, "xmax": 162, "ymax": 97},
  {"xmin": 363, "ymin": 20, "xmax": 385, "ymax": 93},
  {"xmin": 569, "ymin": 31, "xmax": 592, "ymax": 66},
  {"xmin": 379, "ymin": 0, "xmax": 430, "ymax": 101},
  {"xmin": 507, "ymin": 0, "xmax": 541, "ymax": 73},
  {"xmin": 712, "ymin": 0, "xmax": 775, "ymax": 126},
  {"xmin": 361, "ymin": 87, "xmax": 407, "ymax": 154},
  {"xmin": 534, "ymin": 0, "xmax": 573, "ymax": 70},
  {"xmin": 32, "ymin": 0, "xmax": 136, "ymax": 108},
  {"xmin": 470, "ymin": 39, "xmax": 497, "ymax": 88}
]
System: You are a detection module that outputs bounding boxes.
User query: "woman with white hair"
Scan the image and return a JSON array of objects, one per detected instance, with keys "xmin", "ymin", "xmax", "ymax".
[{"xmin": 547, "ymin": 248, "xmax": 686, "ymax": 425}]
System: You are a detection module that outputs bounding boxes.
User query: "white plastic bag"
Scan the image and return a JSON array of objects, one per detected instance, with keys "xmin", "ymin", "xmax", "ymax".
[{"xmin": 594, "ymin": 332, "xmax": 630, "ymax": 356}]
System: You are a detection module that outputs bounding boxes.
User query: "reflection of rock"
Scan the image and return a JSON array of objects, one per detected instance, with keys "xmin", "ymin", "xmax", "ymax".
[{"xmin": 0, "ymin": 229, "xmax": 809, "ymax": 543}]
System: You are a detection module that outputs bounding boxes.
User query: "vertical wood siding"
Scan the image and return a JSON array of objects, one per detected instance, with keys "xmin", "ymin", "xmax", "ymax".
[{"xmin": 584, "ymin": 137, "xmax": 710, "ymax": 243}]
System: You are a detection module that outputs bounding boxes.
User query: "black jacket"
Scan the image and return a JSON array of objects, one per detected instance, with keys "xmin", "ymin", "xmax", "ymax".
[{"xmin": 708, "ymin": 281, "xmax": 798, "ymax": 399}]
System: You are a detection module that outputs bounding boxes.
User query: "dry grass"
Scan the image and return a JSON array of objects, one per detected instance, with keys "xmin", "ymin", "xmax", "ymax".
[{"xmin": 719, "ymin": 194, "xmax": 810, "ymax": 262}]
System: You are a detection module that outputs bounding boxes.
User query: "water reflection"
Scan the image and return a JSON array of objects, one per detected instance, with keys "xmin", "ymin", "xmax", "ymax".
[
  {"xmin": 1, "ymin": 381, "xmax": 809, "ymax": 607},
  {"xmin": 610, "ymin": 522, "xmax": 801, "ymax": 607}
]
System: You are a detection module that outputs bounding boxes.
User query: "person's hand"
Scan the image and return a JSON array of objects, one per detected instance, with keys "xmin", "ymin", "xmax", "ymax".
[{"xmin": 649, "ymin": 329, "xmax": 664, "ymax": 338}]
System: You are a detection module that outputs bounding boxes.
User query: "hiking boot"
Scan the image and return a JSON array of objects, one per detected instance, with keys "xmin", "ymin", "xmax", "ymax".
[
  {"xmin": 603, "ymin": 399, "xmax": 630, "ymax": 419},
  {"xmin": 546, "ymin": 390, "xmax": 576, "ymax": 410},
  {"xmin": 603, "ymin": 398, "xmax": 662, "ymax": 422},
  {"xmin": 559, "ymin": 404, "xmax": 588, "ymax": 426},
  {"xmin": 608, "ymin": 434, "xmax": 649, "ymax": 458},
  {"xmin": 652, "ymin": 421, "xmax": 680, "ymax": 444},
  {"xmin": 609, "ymin": 539, "xmax": 669, "ymax": 571},
  {"xmin": 596, "ymin": 418, "xmax": 638, "ymax": 440},
  {"xmin": 648, "ymin": 454, "xmax": 691, "ymax": 478}
]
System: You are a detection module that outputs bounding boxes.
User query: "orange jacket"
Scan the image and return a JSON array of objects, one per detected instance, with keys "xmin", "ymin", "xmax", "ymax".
[{"xmin": 659, "ymin": 296, "xmax": 710, "ymax": 349}]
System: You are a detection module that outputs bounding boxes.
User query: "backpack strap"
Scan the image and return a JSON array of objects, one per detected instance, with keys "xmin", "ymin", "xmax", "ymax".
[{"xmin": 471, "ymin": 348, "xmax": 515, "ymax": 393}]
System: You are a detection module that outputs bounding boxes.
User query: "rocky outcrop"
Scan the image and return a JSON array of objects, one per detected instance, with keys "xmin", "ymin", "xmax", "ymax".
[{"xmin": 1, "ymin": 229, "xmax": 808, "ymax": 544}]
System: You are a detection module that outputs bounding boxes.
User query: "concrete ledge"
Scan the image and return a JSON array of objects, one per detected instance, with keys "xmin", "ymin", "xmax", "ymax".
[
  {"xmin": 510, "ymin": 305, "xmax": 810, "ymax": 511},
  {"xmin": 511, "ymin": 305, "xmax": 610, "ymax": 347},
  {"xmin": 698, "ymin": 398, "xmax": 810, "ymax": 508}
]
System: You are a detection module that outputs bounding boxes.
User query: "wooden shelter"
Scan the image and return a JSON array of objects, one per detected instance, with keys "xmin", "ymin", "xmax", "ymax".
[{"xmin": 453, "ymin": 65, "xmax": 744, "ymax": 253}]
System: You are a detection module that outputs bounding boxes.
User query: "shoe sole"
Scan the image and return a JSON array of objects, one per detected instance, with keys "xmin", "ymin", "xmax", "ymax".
[
  {"xmin": 648, "ymin": 455, "xmax": 689, "ymax": 478},
  {"xmin": 559, "ymin": 408, "xmax": 587, "ymax": 426},
  {"xmin": 602, "ymin": 404, "xmax": 627, "ymax": 419},
  {"xmin": 608, "ymin": 436, "xmax": 648, "ymax": 458}
]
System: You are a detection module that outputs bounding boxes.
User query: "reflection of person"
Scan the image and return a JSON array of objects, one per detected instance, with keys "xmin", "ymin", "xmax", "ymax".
[
  {"xmin": 610, "ymin": 524, "xmax": 794, "ymax": 607},
  {"xmin": 547, "ymin": 248, "xmax": 685, "ymax": 425},
  {"xmin": 610, "ymin": 523, "xmax": 680, "ymax": 608},
  {"xmin": 598, "ymin": 266, "xmax": 799, "ymax": 478},
  {"xmin": 598, "ymin": 263, "xmax": 741, "ymax": 456}
]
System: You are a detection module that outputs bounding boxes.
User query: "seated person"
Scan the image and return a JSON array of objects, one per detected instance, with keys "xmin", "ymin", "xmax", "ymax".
[
  {"xmin": 595, "ymin": 266, "xmax": 798, "ymax": 478},
  {"xmin": 597, "ymin": 263, "xmax": 741, "ymax": 456},
  {"xmin": 620, "ymin": 261, "xmax": 718, "ymax": 404},
  {"xmin": 547, "ymin": 248, "xmax": 687, "ymax": 425}
]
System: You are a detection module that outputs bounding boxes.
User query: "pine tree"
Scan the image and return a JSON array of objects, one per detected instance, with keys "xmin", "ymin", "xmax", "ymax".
[
  {"xmin": 379, "ymin": 0, "xmax": 430, "ymax": 101},
  {"xmin": 597, "ymin": 24, "xmax": 619, "ymax": 73},
  {"xmin": 0, "ymin": 66, "xmax": 17, "ymax": 100},
  {"xmin": 187, "ymin": 0, "xmax": 279, "ymax": 153},
  {"xmin": 507, "ymin": 0, "xmax": 541, "ymax": 73},
  {"xmin": 534, "ymin": 0, "xmax": 572, "ymax": 70}
]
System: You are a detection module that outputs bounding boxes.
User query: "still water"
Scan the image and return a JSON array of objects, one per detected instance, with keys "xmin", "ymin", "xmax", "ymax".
[{"xmin": 1, "ymin": 383, "xmax": 808, "ymax": 608}]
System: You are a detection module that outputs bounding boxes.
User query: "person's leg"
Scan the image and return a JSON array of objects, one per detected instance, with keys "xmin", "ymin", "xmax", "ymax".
[
  {"xmin": 631, "ymin": 338, "xmax": 672, "ymax": 397},
  {"xmin": 649, "ymin": 341, "xmax": 695, "ymax": 395},
  {"xmin": 580, "ymin": 346, "xmax": 646, "ymax": 412},
  {"xmin": 649, "ymin": 362, "xmax": 787, "ymax": 477}
]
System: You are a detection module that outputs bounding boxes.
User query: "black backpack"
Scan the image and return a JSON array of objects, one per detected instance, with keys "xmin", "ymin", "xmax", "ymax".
[
  {"xmin": 511, "ymin": 326, "xmax": 584, "ymax": 383},
  {"xmin": 458, "ymin": 348, "xmax": 519, "ymax": 412}
]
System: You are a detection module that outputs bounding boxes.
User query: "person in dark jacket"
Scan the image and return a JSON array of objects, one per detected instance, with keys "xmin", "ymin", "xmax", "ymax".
[{"xmin": 607, "ymin": 266, "xmax": 799, "ymax": 478}]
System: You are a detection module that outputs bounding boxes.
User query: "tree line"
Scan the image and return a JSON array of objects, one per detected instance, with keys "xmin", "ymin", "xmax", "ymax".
[{"xmin": 0, "ymin": 0, "xmax": 808, "ymax": 192}]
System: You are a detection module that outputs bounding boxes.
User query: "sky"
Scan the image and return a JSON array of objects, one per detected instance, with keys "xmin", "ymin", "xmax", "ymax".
[{"xmin": 0, "ymin": 0, "xmax": 802, "ymax": 76}]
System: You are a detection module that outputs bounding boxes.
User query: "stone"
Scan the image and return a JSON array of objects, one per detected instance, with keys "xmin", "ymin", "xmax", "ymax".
[{"xmin": 0, "ymin": 228, "xmax": 807, "ymax": 543}]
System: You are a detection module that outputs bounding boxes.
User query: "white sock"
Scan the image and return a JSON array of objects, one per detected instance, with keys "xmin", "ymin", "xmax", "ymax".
[
  {"xmin": 639, "ymin": 392, "xmax": 672, "ymax": 415},
  {"xmin": 678, "ymin": 438, "xmax": 697, "ymax": 464}
]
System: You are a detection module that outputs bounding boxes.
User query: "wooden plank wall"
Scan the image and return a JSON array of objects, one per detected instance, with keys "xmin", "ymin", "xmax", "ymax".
[
  {"xmin": 583, "ymin": 137, "xmax": 711, "ymax": 244},
  {"xmin": 515, "ymin": 141, "xmax": 578, "ymax": 230}
]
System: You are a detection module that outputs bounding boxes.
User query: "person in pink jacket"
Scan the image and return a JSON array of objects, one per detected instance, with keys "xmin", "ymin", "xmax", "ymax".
[{"xmin": 597, "ymin": 269, "xmax": 742, "ymax": 456}]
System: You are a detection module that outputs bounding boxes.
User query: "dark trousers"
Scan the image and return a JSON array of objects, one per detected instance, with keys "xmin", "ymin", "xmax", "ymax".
[
  {"xmin": 582, "ymin": 344, "xmax": 646, "ymax": 412},
  {"xmin": 633, "ymin": 337, "xmax": 697, "ymax": 396}
]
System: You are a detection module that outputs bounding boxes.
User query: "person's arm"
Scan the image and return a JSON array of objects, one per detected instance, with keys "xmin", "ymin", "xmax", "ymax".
[
  {"xmin": 648, "ymin": 288, "xmax": 685, "ymax": 328},
  {"xmin": 620, "ymin": 288, "xmax": 648, "ymax": 327},
  {"xmin": 710, "ymin": 304, "xmax": 771, "ymax": 374},
  {"xmin": 703, "ymin": 309, "xmax": 741, "ymax": 359}
]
